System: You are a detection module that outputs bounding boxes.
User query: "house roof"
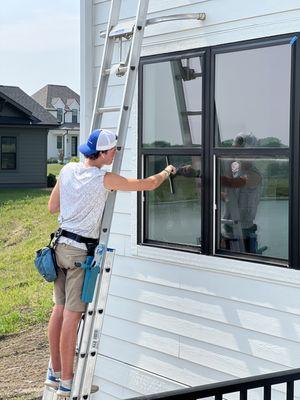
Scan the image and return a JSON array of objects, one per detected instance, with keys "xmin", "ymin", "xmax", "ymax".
[
  {"xmin": 60, "ymin": 122, "xmax": 80, "ymax": 130},
  {"xmin": 32, "ymin": 84, "xmax": 80, "ymax": 110},
  {"xmin": 0, "ymin": 85, "xmax": 59, "ymax": 126}
]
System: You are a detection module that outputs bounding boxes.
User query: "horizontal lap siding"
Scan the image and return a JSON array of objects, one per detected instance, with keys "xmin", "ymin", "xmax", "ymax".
[
  {"xmin": 98, "ymin": 256, "xmax": 300, "ymax": 398},
  {"xmin": 84, "ymin": 0, "xmax": 300, "ymax": 398},
  {"xmin": 0, "ymin": 128, "xmax": 47, "ymax": 187}
]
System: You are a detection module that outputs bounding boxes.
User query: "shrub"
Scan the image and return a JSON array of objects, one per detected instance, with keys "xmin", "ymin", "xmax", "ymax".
[
  {"xmin": 47, "ymin": 158, "xmax": 58, "ymax": 164},
  {"xmin": 69, "ymin": 157, "xmax": 80, "ymax": 163},
  {"xmin": 47, "ymin": 173, "xmax": 57, "ymax": 188}
]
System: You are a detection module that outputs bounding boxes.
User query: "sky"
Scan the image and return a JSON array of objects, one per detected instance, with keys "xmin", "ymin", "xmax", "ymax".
[{"xmin": 0, "ymin": 0, "xmax": 80, "ymax": 96}]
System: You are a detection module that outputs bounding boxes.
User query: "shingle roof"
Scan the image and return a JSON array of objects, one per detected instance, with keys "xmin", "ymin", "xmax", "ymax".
[
  {"xmin": 32, "ymin": 84, "xmax": 80, "ymax": 109},
  {"xmin": 0, "ymin": 85, "xmax": 59, "ymax": 126}
]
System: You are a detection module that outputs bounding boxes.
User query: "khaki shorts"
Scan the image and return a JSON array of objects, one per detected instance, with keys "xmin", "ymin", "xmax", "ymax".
[{"xmin": 53, "ymin": 243, "xmax": 87, "ymax": 312}]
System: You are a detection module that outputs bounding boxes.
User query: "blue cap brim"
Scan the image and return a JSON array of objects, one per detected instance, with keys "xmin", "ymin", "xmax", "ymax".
[{"xmin": 78, "ymin": 143, "xmax": 96, "ymax": 156}]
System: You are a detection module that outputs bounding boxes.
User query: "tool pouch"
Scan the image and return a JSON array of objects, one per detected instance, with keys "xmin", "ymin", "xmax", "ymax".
[
  {"xmin": 34, "ymin": 229, "xmax": 61, "ymax": 282},
  {"xmin": 34, "ymin": 247, "xmax": 58, "ymax": 282},
  {"xmin": 80, "ymin": 256, "xmax": 100, "ymax": 303}
]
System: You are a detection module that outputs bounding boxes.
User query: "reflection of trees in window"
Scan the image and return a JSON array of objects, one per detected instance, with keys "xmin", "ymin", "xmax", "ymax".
[
  {"xmin": 257, "ymin": 137, "xmax": 285, "ymax": 148},
  {"xmin": 220, "ymin": 137, "xmax": 286, "ymax": 148},
  {"xmin": 221, "ymin": 139, "xmax": 234, "ymax": 147},
  {"xmin": 263, "ymin": 161, "xmax": 289, "ymax": 198}
]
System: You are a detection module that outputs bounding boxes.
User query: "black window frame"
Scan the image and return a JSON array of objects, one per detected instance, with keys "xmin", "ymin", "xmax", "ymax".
[
  {"xmin": 57, "ymin": 135, "xmax": 63, "ymax": 150},
  {"xmin": 57, "ymin": 108, "xmax": 63, "ymax": 123},
  {"xmin": 138, "ymin": 49, "xmax": 208, "ymax": 254},
  {"xmin": 138, "ymin": 32, "xmax": 300, "ymax": 269},
  {"xmin": 71, "ymin": 136, "xmax": 78, "ymax": 157},
  {"xmin": 1, "ymin": 136, "xmax": 17, "ymax": 170},
  {"xmin": 72, "ymin": 109, "xmax": 78, "ymax": 124}
]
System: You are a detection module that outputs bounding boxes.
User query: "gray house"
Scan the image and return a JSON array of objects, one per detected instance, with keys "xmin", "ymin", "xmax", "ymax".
[{"xmin": 0, "ymin": 85, "xmax": 58, "ymax": 188}]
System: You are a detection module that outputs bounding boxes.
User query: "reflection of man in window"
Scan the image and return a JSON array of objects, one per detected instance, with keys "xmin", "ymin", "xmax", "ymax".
[{"xmin": 221, "ymin": 133, "xmax": 265, "ymax": 254}]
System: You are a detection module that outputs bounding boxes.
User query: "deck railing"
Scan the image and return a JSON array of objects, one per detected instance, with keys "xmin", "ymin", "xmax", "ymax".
[{"xmin": 127, "ymin": 368, "xmax": 300, "ymax": 400}]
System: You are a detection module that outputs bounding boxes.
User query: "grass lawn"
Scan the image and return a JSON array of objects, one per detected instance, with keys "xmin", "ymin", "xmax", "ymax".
[
  {"xmin": 47, "ymin": 163, "xmax": 63, "ymax": 176},
  {"xmin": 0, "ymin": 188, "xmax": 59, "ymax": 336}
]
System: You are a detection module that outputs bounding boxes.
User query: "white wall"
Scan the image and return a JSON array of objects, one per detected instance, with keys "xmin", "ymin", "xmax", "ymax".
[{"xmin": 81, "ymin": 1, "xmax": 300, "ymax": 399}]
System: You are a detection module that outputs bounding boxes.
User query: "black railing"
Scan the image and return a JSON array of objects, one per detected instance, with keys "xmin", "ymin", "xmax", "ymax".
[{"xmin": 127, "ymin": 368, "xmax": 300, "ymax": 400}]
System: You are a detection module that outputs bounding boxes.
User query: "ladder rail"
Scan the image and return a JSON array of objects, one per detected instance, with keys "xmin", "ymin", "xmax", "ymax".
[
  {"xmin": 71, "ymin": 0, "xmax": 124, "ymax": 397},
  {"xmin": 80, "ymin": 0, "xmax": 149, "ymax": 396},
  {"xmin": 89, "ymin": 0, "xmax": 123, "ymax": 136}
]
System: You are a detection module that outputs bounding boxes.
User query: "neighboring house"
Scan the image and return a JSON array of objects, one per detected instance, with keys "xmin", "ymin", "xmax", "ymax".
[
  {"xmin": 0, "ymin": 85, "xmax": 58, "ymax": 188},
  {"xmin": 81, "ymin": 2, "xmax": 300, "ymax": 400},
  {"xmin": 32, "ymin": 84, "xmax": 80, "ymax": 162}
]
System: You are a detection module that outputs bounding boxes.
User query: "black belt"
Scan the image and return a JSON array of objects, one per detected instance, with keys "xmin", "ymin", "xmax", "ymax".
[{"xmin": 60, "ymin": 229, "xmax": 98, "ymax": 245}]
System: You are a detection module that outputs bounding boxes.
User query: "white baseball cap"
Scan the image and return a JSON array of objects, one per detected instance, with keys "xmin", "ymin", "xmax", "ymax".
[{"xmin": 79, "ymin": 129, "xmax": 117, "ymax": 156}]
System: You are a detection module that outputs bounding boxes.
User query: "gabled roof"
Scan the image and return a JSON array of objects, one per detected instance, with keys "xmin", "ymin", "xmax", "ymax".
[
  {"xmin": 0, "ymin": 85, "xmax": 59, "ymax": 126},
  {"xmin": 32, "ymin": 84, "xmax": 80, "ymax": 109}
]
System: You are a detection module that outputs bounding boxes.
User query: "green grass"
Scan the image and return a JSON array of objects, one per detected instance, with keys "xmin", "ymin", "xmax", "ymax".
[
  {"xmin": 0, "ymin": 189, "xmax": 59, "ymax": 336},
  {"xmin": 47, "ymin": 163, "xmax": 63, "ymax": 176}
]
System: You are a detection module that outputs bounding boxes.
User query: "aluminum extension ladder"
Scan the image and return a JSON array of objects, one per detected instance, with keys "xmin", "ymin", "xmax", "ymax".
[{"xmin": 42, "ymin": 1, "xmax": 206, "ymax": 399}]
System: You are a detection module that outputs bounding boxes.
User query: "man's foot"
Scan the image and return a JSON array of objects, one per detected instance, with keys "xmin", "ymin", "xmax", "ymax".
[
  {"xmin": 56, "ymin": 383, "xmax": 99, "ymax": 397},
  {"xmin": 44, "ymin": 368, "xmax": 60, "ymax": 389},
  {"xmin": 57, "ymin": 384, "xmax": 71, "ymax": 398}
]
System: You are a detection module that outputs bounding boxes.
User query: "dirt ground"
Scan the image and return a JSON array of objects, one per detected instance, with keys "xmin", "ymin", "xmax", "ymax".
[{"xmin": 0, "ymin": 324, "xmax": 49, "ymax": 400}]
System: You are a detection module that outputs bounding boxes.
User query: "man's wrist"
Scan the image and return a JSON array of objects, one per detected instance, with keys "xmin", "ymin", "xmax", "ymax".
[{"xmin": 163, "ymin": 169, "xmax": 171, "ymax": 176}]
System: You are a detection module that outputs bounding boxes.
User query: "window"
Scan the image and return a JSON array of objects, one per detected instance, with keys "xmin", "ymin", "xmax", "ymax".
[
  {"xmin": 71, "ymin": 136, "xmax": 78, "ymax": 157},
  {"xmin": 57, "ymin": 108, "xmax": 63, "ymax": 123},
  {"xmin": 1, "ymin": 136, "xmax": 16, "ymax": 170},
  {"xmin": 72, "ymin": 109, "xmax": 78, "ymax": 123},
  {"xmin": 139, "ymin": 34, "xmax": 299, "ymax": 267},
  {"xmin": 57, "ymin": 135, "xmax": 63, "ymax": 150},
  {"xmin": 214, "ymin": 43, "xmax": 291, "ymax": 262},
  {"xmin": 140, "ymin": 54, "xmax": 204, "ymax": 251}
]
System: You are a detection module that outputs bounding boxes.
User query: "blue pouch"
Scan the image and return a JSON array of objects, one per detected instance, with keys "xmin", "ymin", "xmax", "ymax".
[
  {"xmin": 34, "ymin": 246, "xmax": 57, "ymax": 282},
  {"xmin": 81, "ymin": 244, "xmax": 106, "ymax": 303},
  {"xmin": 80, "ymin": 256, "xmax": 100, "ymax": 303}
]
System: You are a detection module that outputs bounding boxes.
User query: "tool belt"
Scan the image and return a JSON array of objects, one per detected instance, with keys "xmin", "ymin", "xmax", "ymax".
[{"xmin": 59, "ymin": 229, "xmax": 98, "ymax": 256}]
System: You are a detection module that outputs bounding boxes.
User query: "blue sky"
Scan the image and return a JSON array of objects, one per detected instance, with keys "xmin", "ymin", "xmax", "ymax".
[{"xmin": 0, "ymin": 0, "xmax": 80, "ymax": 95}]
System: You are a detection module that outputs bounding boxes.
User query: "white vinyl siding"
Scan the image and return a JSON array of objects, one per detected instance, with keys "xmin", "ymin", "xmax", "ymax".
[{"xmin": 81, "ymin": 0, "xmax": 300, "ymax": 399}]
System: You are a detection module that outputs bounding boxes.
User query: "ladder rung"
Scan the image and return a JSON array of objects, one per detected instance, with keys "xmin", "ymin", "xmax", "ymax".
[
  {"xmin": 104, "ymin": 64, "xmax": 129, "ymax": 76},
  {"xmin": 181, "ymin": 111, "xmax": 202, "ymax": 116},
  {"xmin": 109, "ymin": 22, "xmax": 135, "ymax": 38},
  {"xmin": 97, "ymin": 106, "xmax": 121, "ymax": 114}
]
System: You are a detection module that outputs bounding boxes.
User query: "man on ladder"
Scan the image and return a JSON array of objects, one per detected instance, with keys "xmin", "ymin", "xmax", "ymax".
[
  {"xmin": 41, "ymin": 0, "xmax": 206, "ymax": 397},
  {"xmin": 46, "ymin": 128, "xmax": 176, "ymax": 397}
]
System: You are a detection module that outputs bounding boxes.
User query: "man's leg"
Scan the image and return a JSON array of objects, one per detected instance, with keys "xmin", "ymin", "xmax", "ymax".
[
  {"xmin": 60, "ymin": 309, "xmax": 82, "ymax": 380},
  {"xmin": 48, "ymin": 304, "xmax": 65, "ymax": 372}
]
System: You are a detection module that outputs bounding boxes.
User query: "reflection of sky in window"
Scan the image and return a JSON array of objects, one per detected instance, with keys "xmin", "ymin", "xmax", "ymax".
[
  {"xmin": 143, "ymin": 58, "xmax": 202, "ymax": 146},
  {"xmin": 215, "ymin": 44, "xmax": 291, "ymax": 146}
]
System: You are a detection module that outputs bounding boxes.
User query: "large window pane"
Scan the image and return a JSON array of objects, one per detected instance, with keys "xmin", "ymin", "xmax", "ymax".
[
  {"xmin": 217, "ymin": 157, "xmax": 289, "ymax": 260},
  {"xmin": 71, "ymin": 136, "xmax": 78, "ymax": 157},
  {"xmin": 1, "ymin": 137, "xmax": 16, "ymax": 170},
  {"xmin": 57, "ymin": 135, "xmax": 63, "ymax": 149},
  {"xmin": 144, "ymin": 155, "xmax": 202, "ymax": 246},
  {"xmin": 215, "ymin": 44, "xmax": 291, "ymax": 148},
  {"xmin": 143, "ymin": 56, "xmax": 202, "ymax": 148}
]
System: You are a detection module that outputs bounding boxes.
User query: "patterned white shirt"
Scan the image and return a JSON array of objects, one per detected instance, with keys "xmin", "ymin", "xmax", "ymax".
[{"xmin": 57, "ymin": 162, "xmax": 108, "ymax": 249}]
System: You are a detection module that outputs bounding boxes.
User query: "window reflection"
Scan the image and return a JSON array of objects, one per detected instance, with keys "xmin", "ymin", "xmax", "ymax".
[
  {"xmin": 143, "ymin": 56, "xmax": 202, "ymax": 147},
  {"xmin": 215, "ymin": 44, "xmax": 291, "ymax": 148},
  {"xmin": 145, "ymin": 155, "xmax": 202, "ymax": 246},
  {"xmin": 218, "ymin": 157, "xmax": 289, "ymax": 260}
]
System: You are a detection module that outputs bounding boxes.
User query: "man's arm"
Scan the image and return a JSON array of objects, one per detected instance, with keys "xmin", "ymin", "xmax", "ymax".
[
  {"xmin": 104, "ymin": 165, "xmax": 176, "ymax": 191},
  {"xmin": 48, "ymin": 180, "xmax": 60, "ymax": 214}
]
